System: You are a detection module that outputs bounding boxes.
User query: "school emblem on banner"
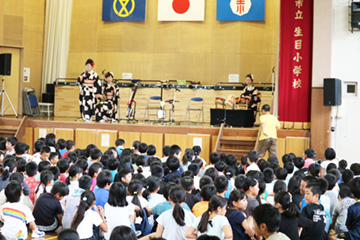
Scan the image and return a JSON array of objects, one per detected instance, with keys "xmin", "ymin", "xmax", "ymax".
[
  {"xmin": 102, "ymin": 0, "xmax": 147, "ymax": 21},
  {"xmin": 158, "ymin": 0, "xmax": 205, "ymax": 21},
  {"xmin": 217, "ymin": 0, "xmax": 265, "ymax": 21}
]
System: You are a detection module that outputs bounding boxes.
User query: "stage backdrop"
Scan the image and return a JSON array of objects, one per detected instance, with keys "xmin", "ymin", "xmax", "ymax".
[{"xmin": 278, "ymin": 0, "xmax": 313, "ymax": 129}]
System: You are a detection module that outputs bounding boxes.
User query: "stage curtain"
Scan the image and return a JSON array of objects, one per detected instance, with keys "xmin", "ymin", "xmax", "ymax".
[
  {"xmin": 41, "ymin": 0, "xmax": 73, "ymax": 93},
  {"xmin": 278, "ymin": 0, "xmax": 313, "ymax": 129}
]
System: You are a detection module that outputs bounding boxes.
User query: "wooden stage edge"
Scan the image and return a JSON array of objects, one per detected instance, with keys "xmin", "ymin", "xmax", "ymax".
[
  {"xmin": 0, "ymin": 116, "xmax": 310, "ymax": 138},
  {"xmin": 1, "ymin": 115, "xmax": 310, "ymax": 166}
]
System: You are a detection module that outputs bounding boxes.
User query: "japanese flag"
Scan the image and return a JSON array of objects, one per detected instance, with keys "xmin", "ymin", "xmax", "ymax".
[{"xmin": 158, "ymin": 0, "xmax": 205, "ymax": 21}]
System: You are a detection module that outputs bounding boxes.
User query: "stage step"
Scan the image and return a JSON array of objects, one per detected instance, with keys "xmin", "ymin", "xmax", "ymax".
[
  {"xmin": 219, "ymin": 138, "xmax": 256, "ymax": 146},
  {"xmin": 0, "ymin": 126, "xmax": 18, "ymax": 138},
  {"xmin": 217, "ymin": 148, "xmax": 250, "ymax": 159},
  {"xmin": 214, "ymin": 124, "xmax": 259, "ymax": 161},
  {"xmin": 0, "ymin": 117, "xmax": 27, "ymax": 140}
]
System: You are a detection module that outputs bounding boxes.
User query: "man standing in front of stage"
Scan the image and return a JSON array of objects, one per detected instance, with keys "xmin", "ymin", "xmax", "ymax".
[{"xmin": 257, "ymin": 104, "xmax": 280, "ymax": 159}]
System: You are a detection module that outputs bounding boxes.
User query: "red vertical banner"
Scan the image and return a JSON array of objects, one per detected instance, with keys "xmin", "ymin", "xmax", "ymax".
[{"xmin": 278, "ymin": 0, "xmax": 313, "ymax": 124}]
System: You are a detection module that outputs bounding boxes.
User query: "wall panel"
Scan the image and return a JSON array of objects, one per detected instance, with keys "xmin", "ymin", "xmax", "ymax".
[
  {"xmin": 118, "ymin": 131, "xmax": 141, "ymax": 149},
  {"xmin": 75, "ymin": 129, "xmax": 96, "ymax": 150},
  {"xmin": 164, "ymin": 134, "xmax": 188, "ymax": 157},
  {"xmin": 34, "ymin": 128, "xmax": 54, "ymax": 142},
  {"xmin": 54, "ymin": 128, "xmax": 74, "ymax": 141},
  {"xmin": 96, "ymin": 130, "xmax": 118, "ymax": 153},
  {"xmin": 140, "ymin": 133, "xmax": 163, "ymax": 157},
  {"xmin": 187, "ymin": 134, "xmax": 210, "ymax": 165}
]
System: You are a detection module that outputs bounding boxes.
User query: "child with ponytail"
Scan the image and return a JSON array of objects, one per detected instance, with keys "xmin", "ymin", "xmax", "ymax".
[
  {"xmin": 104, "ymin": 182, "xmax": 138, "ymax": 240},
  {"xmin": 0, "ymin": 157, "xmax": 16, "ymax": 192},
  {"xmin": 274, "ymin": 191, "xmax": 308, "ymax": 240},
  {"xmin": 126, "ymin": 179, "xmax": 151, "ymax": 235},
  {"xmin": 34, "ymin": 170, "xmax": 54, "ymax": 203},
  {"xmin": 185, "ymin": 195, "xmax": 233, "ymax": 240},
  {"xmin": 154, "ymin": 186, "xmax": 195, "ymax": 239},
  {"xmin": 226, "ymin": 190, "xmax": 255, "ymax": 240},
  {"xmin": 65, "ymin": 164, "xmax": 83, "ymax": 197},
  {"xmin": 71, "ymin": 190, "xmax": 108, "ymax": 240},
  {"xmin": 185, "ymin": 195, "xmax": 232, "ymax": 240},
  {"xmin": 142, "ymin": 176, "xmax": 165, "ymax": 209}
]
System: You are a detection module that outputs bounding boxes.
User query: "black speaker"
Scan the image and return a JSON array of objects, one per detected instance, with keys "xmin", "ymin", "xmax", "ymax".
[
  {"xmin": 42, "ymin": 93, "xmax": 54, "ymax": 103},
  {"xmin": 324, "ymin": 78, "xmax": 341, "ymax": 106},
  {"xmin": 352, "ymin": 2, "xmax": 360, "ymax": 28},
  {"xmin": 0, "ymin": 53, "xmax": 11, "ymax": 76},
  {"xmin": 46, "ymin": 84, "xmax": 55, "ymax": 94}
]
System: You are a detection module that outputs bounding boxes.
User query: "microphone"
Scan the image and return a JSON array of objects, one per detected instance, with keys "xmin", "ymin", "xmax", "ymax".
[
  {"xmin": 101, "ymin": 69, "xmax": 106, "ymax": 74},
  {"xmin": 175, "ymin": 88, "xmax": 181, "ymax": 92}
]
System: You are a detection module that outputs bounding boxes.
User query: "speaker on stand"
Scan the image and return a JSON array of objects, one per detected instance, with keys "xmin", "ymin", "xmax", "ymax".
[{"xmin": 0, "ymin": 53, "xmax": 18, "ymax": 117}]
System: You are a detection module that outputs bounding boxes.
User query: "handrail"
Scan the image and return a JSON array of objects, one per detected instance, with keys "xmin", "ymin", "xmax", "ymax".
[
  {"xmin": 14, "ymin": 116, "xmax": 27, "ymax": 141},
  {"xmin": 254, "ymin": 127, "xmax": 261, "ymax": 151},
  {"xmin": 214, "ymin": 123, "xmax": 225, "ymax": 152}
]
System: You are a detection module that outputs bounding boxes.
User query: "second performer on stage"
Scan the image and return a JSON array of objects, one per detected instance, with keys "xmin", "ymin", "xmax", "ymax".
[{"xmin": 95, "ymin": 71, "xmax": 120, "ymax": 123}]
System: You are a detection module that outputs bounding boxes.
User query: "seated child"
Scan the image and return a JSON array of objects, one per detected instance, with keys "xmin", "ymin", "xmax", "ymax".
[
  {"xmin": 34, "ymin": 170, "xmax": 54, "ymax": 203},
  {"xmin": 115, "ymin": 138, "xmax": 125, "ymax": 156},
  {"xmin": 252, "ymin": 204, "xmax": 290, "ymax": 240},
  {"xmin": 5, "ymin": 136, "xmax": 17, "ymax": 156},
  {"xmin": 115, "ymin": 168, "xmax": 132, "ymax": 189},
  {"xmin": 1, "ymin": 181, "xmax": 45, "ymax": 239},
  {"xmin": 49, "ymin": 152, "xmax": 59, "ymax": 166},
  {"xmin": 181, "ymin": 176, "xmax": 199, "ymax": 210},
  {"xmin": 71, "ymin": 190, "xmax": 108, "ymax": 239},
  {"xmin": 226, "ymin": 189, "xmax": 255, "ymax": 239},
  {"xmin": 154, "ymin": 186, "xmax": 196, "ymax": 239},
  {"xmin": 93, "ymin": 170, "xmax": 112, "ymax": 209},
  {"xmin": 62, "ymin": 175, "xmax": 92, "ymax": 229},
  {"xmin": 346, "ymin": 178, "xmax": 360, "ymax": 239},
  {"xmin": 164, "ymin": 156, "xmax": 182, "ymax": 182},
  {"xmin": 25, "ymin": 161, "xmax": 40, "ymax": 204},
  {"xmin": 185, "ymin": 195, "xmax": 232, "ymax": 239},
  {"xmin": 300, "ymin": 181, "xmax": 327, "ymax": 240},
  {"xmin": 32, "ymin": 181, "xmax": 69, "ymax": 232},
  {"xmin": 332, "ymin": 187, "xmax": 356, "ymax": 236},
  {"xmin": 57, "ymin": 159, "xmax": 69, "ymax": 183},
  {"xmin": 58, "ymin": 228, "xmax": 79, "ymax": 240},
  {"xmin": 192, "ymin": 184, "xmax": 217, "ymax": 218},
  {"xmin": 88, "ymin": 162, "xmax": 103, "ymax": 191}
]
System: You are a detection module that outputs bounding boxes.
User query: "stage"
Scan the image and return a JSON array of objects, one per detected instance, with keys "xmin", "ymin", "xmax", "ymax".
[{"xmin": 0, "ymin": 115, "xmax": 310, "ymax": 164}]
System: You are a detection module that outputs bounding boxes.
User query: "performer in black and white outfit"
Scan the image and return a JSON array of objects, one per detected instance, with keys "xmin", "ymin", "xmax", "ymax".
[{"xmin": 78, "ymin": 59, "xmax": 101, "ymax": 122}]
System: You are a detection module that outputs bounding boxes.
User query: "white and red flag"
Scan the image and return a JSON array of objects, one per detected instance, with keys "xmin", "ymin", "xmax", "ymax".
[{"xmin": 158, "ymin": 0, "xmax": 205, "ymax": 21}]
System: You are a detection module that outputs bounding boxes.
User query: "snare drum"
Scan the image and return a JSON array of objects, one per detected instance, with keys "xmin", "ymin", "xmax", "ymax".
[{"xmin": 225, "ymin": 95, "xmax": 236, "ymax": 108}]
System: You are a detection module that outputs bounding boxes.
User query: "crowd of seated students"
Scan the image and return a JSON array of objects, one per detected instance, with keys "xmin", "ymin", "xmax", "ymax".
[{"xmin": 0, "ymin": 134, "xmax": 360, "ymax": 240}]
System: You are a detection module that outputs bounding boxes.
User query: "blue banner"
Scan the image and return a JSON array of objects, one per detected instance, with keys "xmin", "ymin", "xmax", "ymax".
[
  {"xmin": 217, "ymin": 0, "xmax": 265, "ymax": 21},
  {"xmin": 102, "ymin": 0, "xmax": 146, "ymax": 21}
]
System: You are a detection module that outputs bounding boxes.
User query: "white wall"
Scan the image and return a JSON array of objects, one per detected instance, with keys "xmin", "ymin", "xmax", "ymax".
[{"xmin": 330, "ymin": 0, "xmax": 360, "ymax": 165}]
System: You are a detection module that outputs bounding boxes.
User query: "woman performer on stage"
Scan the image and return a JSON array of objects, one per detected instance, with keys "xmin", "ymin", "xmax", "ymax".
[
  {"xmin": 240, "ymin": 74, "xmax": 261, "ymax": 113},
  {"xmin": 78, "ymin": 59, "xmax": 101, "ymax": 122},
  {"xmin": 95, "ymin": 71, "xmax": 120, "ymax": 123}
]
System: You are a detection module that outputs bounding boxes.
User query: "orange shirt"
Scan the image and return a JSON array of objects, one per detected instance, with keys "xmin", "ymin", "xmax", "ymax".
[{"xmin": 192, "ymin": 201, "xmax": 209, "ymax": 218}]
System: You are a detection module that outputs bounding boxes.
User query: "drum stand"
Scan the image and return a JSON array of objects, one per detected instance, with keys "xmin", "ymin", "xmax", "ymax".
[
  {"xmin": 126, "ymin": 101, "xmax": 138, "ymax": 123},
  {"xmin": 213, "ymin": 105, "xmax": 234, "ymax": 127},
  {"xmin": 163, "ymin": 88, "xmax": 180, "ymax": 125},
  {"xmin": 0, "ymin": 76, "xmax": 18, "ymax": 117}
]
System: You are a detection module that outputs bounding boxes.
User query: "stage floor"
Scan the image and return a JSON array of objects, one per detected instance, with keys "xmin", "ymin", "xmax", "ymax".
[{"xmin": 15, "ymin": 115, "xmax": 260, "ymax": 130}]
